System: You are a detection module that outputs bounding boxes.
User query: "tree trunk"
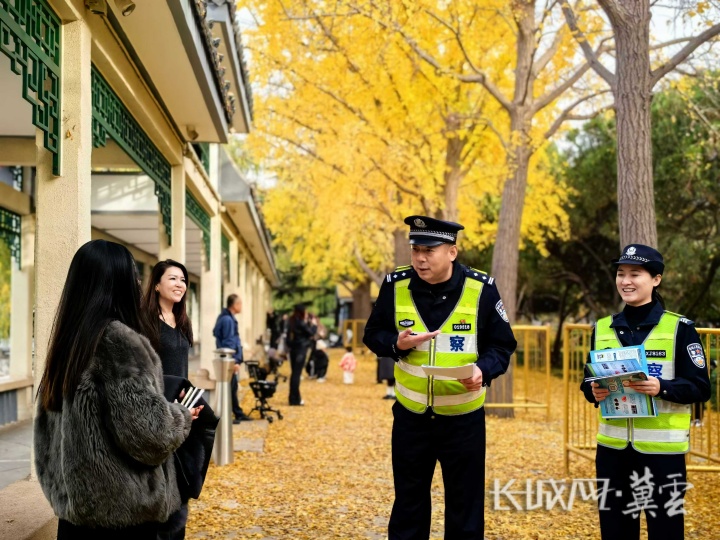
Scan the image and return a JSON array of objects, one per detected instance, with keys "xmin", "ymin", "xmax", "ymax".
[
  {"xmin": 486, "ymin": 2, "xmax": 537, "ymax": 419},
  {"xmin": 490, "ymin": 128, "xmax": 532, "ymax": 322},
  {"xmin": 393, "ymin": 229, "xmax": 411, "ymax": 268},
  {"xmin": 600, "ymin": 0, "xmax": 658, "ymax": 248},
  {"xmin": 443, "ymin": 113, "xmax": 466, "ymax": 223},
  {"xmin": 351, "ymin": 280, "xmax": 373, "ymax": 320}
]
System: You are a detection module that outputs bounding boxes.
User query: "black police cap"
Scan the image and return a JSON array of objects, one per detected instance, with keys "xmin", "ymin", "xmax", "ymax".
[
  {"xmin": 404, "ymin": 215, "xmax": 464, "ymax": 247},
  {"xmin": 612, "ymin": 244, "xmax": 665, "ymax": 275}
]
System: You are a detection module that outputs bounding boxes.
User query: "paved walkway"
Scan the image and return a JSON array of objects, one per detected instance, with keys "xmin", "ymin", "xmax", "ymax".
[
  {"xmin": 187, "ymin": 349, "xmax": 396, "ymax": 540},
  {"xmin": 0, "ymin": 419, "xmax": 31, "ymax": 490},
  {"xmin": 4, "ymin": 352, "xmax": 719, "ymax": 539}
]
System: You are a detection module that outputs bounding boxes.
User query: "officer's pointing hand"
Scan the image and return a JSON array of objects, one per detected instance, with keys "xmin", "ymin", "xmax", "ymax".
[
  {"xmin": 458, "ymin": 365, "xmax": 483, "ymax": 391},
  {"xmin": 396, "ymin": 329, "xmax": 440, "ymax": 351}
]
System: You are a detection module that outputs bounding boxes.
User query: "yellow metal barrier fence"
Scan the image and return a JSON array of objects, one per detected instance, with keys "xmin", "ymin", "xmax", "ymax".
[
  {"xmin": 341, "ymin": 319, "xmax": 368, "ymax": 353},
  {"xmin": 484, "ymin": 325, "xmax": 553, "ymax": 420},
  {"xmin": 563, "ymin": 323, "xmax": 720, "ymax": 474}
]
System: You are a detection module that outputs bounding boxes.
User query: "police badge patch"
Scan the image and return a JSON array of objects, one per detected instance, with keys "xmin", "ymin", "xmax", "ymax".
[
  {"xmin": 687, "ymin": 343, "xmax": 706, "ymax": 368},
  {"xmin": 399, "ymin": 319, "xmax": 415, "ymax": 328},
  {"xmin": 495, "ymin": 300, "xmax": 509, "ymax": 323}
]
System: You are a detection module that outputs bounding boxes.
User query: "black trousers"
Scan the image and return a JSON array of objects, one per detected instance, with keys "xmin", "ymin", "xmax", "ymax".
[
  {"xmin": 157, "ymin": 502, "xmax": 188, "ymax": 540},
  {"xmin": 596, "ymin": 445, "xmax": 687, "ymax": 540},
  {"xmin": 389, "ymin": 402, "xmax": 486, "ymax": 540},
  {"xmin": 231, "ymin": 372, "xmax": 244, "ymax": 418},
  {"xmin": 57, "ymin": 519, "xmax": 158, "ymax": 539},
  {"xmin": 289, "ymin": 345, "xmax": 309, "ymax": 405}
]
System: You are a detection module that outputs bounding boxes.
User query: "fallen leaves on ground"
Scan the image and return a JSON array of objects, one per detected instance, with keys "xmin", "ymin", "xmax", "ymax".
[{"xmin": 186, "ymin": 351, "xmax": 720, "ymax": 539}]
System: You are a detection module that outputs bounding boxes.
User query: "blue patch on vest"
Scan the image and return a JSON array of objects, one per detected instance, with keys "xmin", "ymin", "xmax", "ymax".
[
  {"xmin": 449, "ymin": 336, "xmax": 465, "ymax": 352},
  {"xmin": 647, "ymin": 362, "xmax": 663, "ymax": 377}
]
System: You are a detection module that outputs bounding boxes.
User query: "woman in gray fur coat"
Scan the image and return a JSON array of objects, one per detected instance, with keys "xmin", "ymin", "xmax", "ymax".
[{"xmin": 34, "ymin": 240, "xmax": 200, "ymax": 539}]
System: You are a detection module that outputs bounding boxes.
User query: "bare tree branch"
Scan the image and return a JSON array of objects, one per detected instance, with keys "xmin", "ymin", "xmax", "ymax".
[
  {"xmin": 651, "ymin": 22, "xmax": 720, "ymax": 86},
  {"xmin": 353, "ymin": 245, "xmax": 384, "ymax": 287},
  {"xmin": 543, "ymin": 89, "xmax": 612, "ymax": 140},
  {"xmin": 561, "ymin": 1, "xmax": 617, "ymax": 87},
  {"xmin": 263, "ymin": 131, "xmax": 346, "ymax": 175},
  {"xmin": 533, "ymin": 16, "xmax": 568, "ymax": 76},
  {"xmin": 532, "ymin": 60, "xmax": 594, "ymax": 113},
  {"xmin": 390, "ymin": 19, "xmax": 513, "ymax": 111}
]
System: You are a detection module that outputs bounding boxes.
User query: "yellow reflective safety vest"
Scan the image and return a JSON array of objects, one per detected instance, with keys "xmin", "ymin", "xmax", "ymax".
[
  {"xmin": 393, "ymin": 265, "xmax": 485, "ymax": 415},
  {"xmin": 595, "ymin": 311, "xmax": 691, "ymax": 454}
]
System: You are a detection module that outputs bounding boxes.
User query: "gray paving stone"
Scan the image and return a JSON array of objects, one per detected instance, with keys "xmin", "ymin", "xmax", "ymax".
[{"xmin": 233, "ymin": 438, "xmax": 264, "ymax": 453}]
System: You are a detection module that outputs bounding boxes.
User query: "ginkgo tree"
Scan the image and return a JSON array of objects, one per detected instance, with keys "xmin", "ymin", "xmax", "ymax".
[
  {"xmin": 351, "ymin": 0, "xmax": 615, "ymax": 327},
  {"xmin": 241, "ymin": 0, "xmax": 574, "ymax": 301}
]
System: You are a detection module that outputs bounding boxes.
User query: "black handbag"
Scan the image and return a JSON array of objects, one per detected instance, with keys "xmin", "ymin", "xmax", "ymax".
[{"xmin": 163, "ymin": 375, "xmax": 220, "ymax": 501}]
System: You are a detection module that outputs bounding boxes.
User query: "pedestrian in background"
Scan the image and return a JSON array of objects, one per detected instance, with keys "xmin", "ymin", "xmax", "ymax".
[
  {"xmin": 312, "ymin": 339, "xmax": 330, "ymax": 382},
  {"xmin": 287, "ymin": 304, "xmax": 317, "ymax": 406},
  {"xmin": 34, "ymin": 240, "xmax": 197, "ymax": 540},
  {"xmin": 377, "ymin": 356, "xmax": 396, "ymax": 400},
  {"xmin": 213, "ymin": 294, "xmax": 251, "ymax": 422},
  {"xmin": 581, "ymin": 244, "xmax": 711, "ymax": 540},
  {"xmin": 339, "ymin": 346, "xmax": 357, "ymax": 384}
]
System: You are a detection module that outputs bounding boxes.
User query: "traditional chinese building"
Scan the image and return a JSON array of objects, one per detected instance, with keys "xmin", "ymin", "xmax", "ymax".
[{"xmin": 0, "ymin": 0, "xmax": 277, "ymax": 428}]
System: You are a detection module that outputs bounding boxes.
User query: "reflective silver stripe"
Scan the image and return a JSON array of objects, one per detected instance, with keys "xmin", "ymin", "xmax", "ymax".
[
  {"xmin": 598, "ymin": 423, "xmax": 628, "ymax": 440},
  {"xmin": 634, "ymin": 429, "xmax": 689, "ymax": 443},
  {"xmin": 395, "ymin": 381, "xmax": 485, "ymax": 406},
  {"xmin": 655, "ymin": 400, "xmax": 690, "ymax": 414},
  {"xmin": 435, "ymin": 334, "xmax": 477, "ymax": 354},
  {"xmin": 415, "ymin": 342, "xmax": 430, "ymax": 352},
  {"xmin": 435, "ymin": 388, "xmax": 485, "ymax": 406},
  {"xmin": 397, "ymin": 360, "xmax": 454, "ymax": 381},
  {"xmin": 395, "ymin": 381, "xmax": 428, "ymax": 404}
]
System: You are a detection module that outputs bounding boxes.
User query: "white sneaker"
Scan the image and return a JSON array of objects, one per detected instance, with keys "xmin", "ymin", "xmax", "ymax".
[{"xmin": 317, "ymin": 378, "xmax": 326, "ymax": 383}]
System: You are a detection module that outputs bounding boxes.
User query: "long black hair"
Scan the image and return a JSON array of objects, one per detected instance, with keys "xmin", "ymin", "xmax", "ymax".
[
  {"xmin": 140, "ymin": 259, "xmax": 193, "ymax": 351},
  {"xmin": 652, "ymin": 287, "xmax": 666, "ymax": 309},
  {"xmin": 37, "ymin": 240, "xmax": 143, "ymax": 411}
]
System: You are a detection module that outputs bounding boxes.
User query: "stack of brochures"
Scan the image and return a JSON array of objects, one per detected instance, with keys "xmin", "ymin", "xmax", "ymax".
[
  {"xmin": 586, "ymin": 345, "xmax": 657, "ymax": 419},
  {"xmin": 180, "ymin": 386, "xmax": 205, "ymax": 409}
]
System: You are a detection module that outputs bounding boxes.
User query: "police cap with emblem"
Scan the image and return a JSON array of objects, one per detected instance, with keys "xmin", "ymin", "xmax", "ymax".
[
  {"xmin": 612, "ymin": 244, "xmax": 665, "ymax": 276},
  {"xmin": 404, "ymin": 215, "xmax": 464, "ymax": 247}
]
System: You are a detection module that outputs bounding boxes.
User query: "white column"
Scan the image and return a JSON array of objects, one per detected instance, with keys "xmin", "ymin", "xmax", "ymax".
[
  {"xmin": 238, "ymin": 251, "xmax": 248, "ymax": 345},
  {"xmin": 199, "ymin": 213, "xmax": 222, "ymax": 374},
  {"xmin": 10, "ymin": 215, "xmax": 35, "ymax": 421},
  {"xmin": 158, "ymin": 164, "xmax": 186, "ymax": 262},
  {"xmin": 228, "ymin": 238, "xmax": 239, "ymax": 292},
  {"xmin": 34, "ymin": 18, "xmax": 92, "ymax": 395}
]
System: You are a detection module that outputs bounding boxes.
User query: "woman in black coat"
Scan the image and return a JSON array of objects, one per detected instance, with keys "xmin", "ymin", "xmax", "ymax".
[
  {"xmin": 141, "ymin": 259, "xmax": 202, "ymax": 540},
  {"xmin": 286, "ymin": 304, "xmax": 317, "ymax": 405}
]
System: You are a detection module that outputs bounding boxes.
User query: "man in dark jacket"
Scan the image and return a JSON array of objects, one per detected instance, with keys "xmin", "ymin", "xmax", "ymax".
[{"xmin": 213, "ymin": 294, "xmax": 251, "ymax": 423}]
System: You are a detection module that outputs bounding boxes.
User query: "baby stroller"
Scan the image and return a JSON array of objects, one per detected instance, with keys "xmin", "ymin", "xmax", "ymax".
[{"xmin": 245, "ymin": 360, "xmax": 283, "ymax": 423}]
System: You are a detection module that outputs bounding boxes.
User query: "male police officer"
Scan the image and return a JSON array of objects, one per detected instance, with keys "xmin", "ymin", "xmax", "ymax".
[{"xmin": 363, "ymin": 216, "xmax": 516, "ymax": 540}]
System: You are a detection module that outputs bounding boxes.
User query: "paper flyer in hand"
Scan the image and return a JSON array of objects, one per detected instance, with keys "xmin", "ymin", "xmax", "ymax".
[
  {"xmin": 587, "ymin": 345, "xmax": 657, "ymax": 419},
  {"xmin": 421, "ymin": 363, "xmax": 475, "ymax": 380}
]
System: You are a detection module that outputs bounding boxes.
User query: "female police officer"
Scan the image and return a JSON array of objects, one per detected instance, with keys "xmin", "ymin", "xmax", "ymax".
[{"xmin": 580, "ymin": 244, "xmax": 710, "ymax": 540}]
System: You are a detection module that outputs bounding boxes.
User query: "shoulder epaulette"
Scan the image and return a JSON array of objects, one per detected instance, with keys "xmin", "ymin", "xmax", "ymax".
[
  {"xmin": 386, "ymin": 266, "xmax": 415, "ymax": 283},
  {"xmin": 665, "ymin": 310, "xmax": 694, "ymax": 325},
  {"xmin": 463, "ymin": 266, "xmax": 494, "ymax": 285}
]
